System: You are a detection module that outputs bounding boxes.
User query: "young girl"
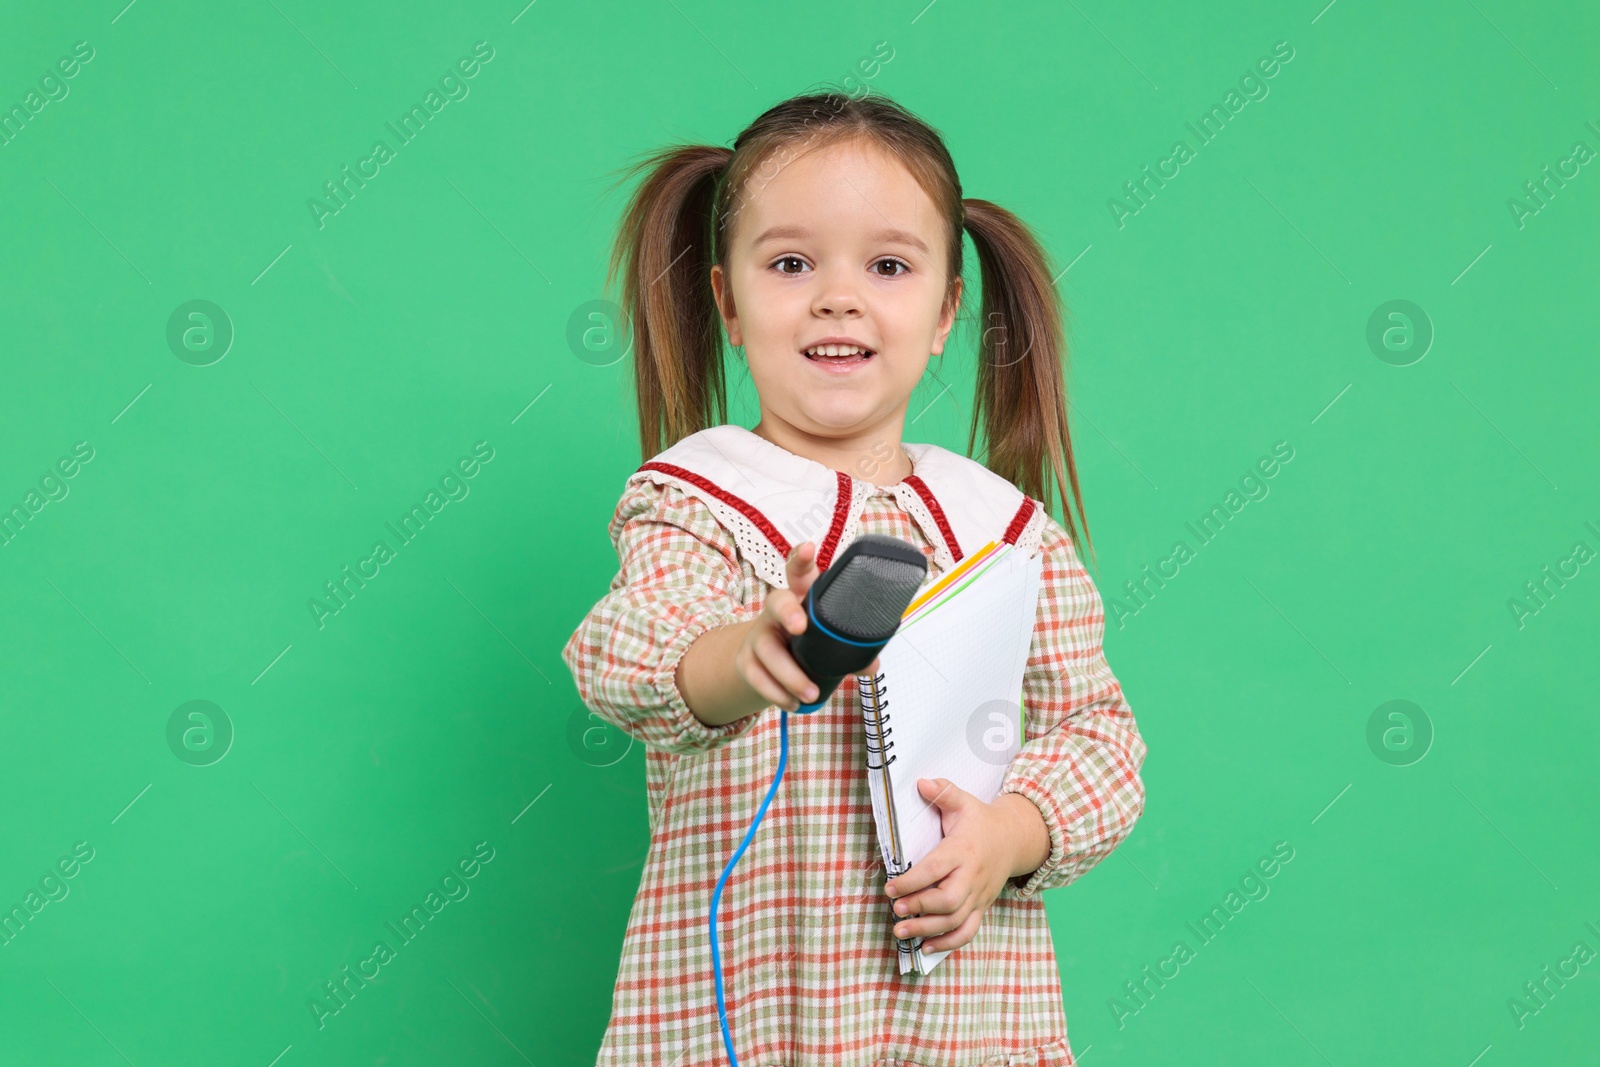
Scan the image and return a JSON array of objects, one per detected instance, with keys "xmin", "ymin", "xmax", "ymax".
[{"xmin": 563, "ymin": 91, "xmax": 1146, "ymax": 1067}]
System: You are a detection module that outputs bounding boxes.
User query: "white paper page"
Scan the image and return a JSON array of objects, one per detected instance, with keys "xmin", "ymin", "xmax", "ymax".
[{"xmin": 872, "ymin": 545, "xmax": 1044, "ymax": 973}]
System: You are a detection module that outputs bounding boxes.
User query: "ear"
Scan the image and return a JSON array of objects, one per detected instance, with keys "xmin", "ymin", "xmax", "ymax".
[
  {"xmin": 931, "ymin": 276, "xmax": 963, "ymax": 355},
  {"xmin": 710, "ymin": 263, "xmax": 742, "ymax": 347}
]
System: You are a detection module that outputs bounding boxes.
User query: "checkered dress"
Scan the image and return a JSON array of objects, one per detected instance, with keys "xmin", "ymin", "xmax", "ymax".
[{"xmin": 562, "ymin": 474, "xmax": 1147, "ymax": 1067}]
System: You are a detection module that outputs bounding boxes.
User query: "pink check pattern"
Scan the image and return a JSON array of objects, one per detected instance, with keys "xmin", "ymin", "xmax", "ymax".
[{"xmin": 563, "ymin": 476, "xmax": 1147, "ymax": 1067}]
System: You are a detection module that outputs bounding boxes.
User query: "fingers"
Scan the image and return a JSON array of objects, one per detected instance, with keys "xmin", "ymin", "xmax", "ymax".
[
  {"xmin": 766, "ymin": 588, "xmax": 806, "ymax": 636},
  {"xmin": 892, "ymin": 901, "xmax": 968, "ymax": 943},
  {"xmin": 740, "ymin": 653, "xmax": 797, "ymax": 712},
  {"xmin": 885, "ymin": 848, "xmax": 959, "ymax": 902},
  {"xmin": 751, "ymin": 549, "xmax": 823, "ymax": 710},
  {"xmin": 786, "ymin": 540, "xmax": 819, "ymax": 599},
  {"xmin": 922, "ymin": 909, "xmax": 983, "ymax": 953},
  {"xmin": 920, "ymin": 778, "xmax": 962, "ymax": 810},
  {"xmin": 754, "ymin": 624, "xmax": 820, "ymax": 709},
  {"xmin": 735, "ymin": 554, "xmax": 831, "ymax": 711},
  {"xmin": 889, "ymin": 870, "xmax": 977, "ymax": 942},
  {"xmin": 889, "ymin": 877, "xmax": 965, "ymax": 930}
]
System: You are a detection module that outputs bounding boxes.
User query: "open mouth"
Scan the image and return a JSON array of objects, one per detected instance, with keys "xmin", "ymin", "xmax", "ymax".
[{"xmin": 803, "ymin": 344, "xmax": 876, "ymax": 365}]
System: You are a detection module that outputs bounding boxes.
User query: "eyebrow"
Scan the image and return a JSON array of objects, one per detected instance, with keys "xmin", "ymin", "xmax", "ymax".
[{"xmin": 751, "ymin": 225, "xmax": 931, "ymax": 255}]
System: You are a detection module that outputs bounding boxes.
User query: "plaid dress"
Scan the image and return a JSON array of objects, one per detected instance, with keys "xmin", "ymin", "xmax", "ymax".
[{"xmin": 562, "ymin": 470, "xmax": 1147, "ymax": 1067}]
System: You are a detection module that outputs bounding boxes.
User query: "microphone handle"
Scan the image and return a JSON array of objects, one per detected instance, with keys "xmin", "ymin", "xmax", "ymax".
[{"xmin": 787, "ymin": 597, "xmax": 890, "ymax": 714}]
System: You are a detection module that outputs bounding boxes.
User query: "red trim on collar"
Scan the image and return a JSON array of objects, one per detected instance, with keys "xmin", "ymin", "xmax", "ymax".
[
  {"xmin": 637, "ymin": 461, "xmax": 793, "ymax": 558},
  {"xmin": 1003, "ymin": 497, "xmax": 1037, "ymax": 545},
  {"xmin": 903, "ymin": 474, "xmax": 963, "ymax": 562},
  {"xmin": 817, "ymin": 470, "xmax": 853, "ymax": 571}
]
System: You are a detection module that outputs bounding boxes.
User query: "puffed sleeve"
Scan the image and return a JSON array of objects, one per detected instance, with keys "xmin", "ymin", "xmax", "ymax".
[
  {"xmin": 561, "ymin": 477, "xmax": 764, "ymax": 756},
  {"xmin": 997, "ymin": 512, "xmax": 1148, "ymax": 897}
]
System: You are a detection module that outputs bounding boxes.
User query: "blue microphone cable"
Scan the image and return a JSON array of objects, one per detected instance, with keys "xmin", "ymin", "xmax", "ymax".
[
  {"xmin": 709, "ymin": 585, "xmax": 886, "ymax": 1066},
  {"xmin": 709, "ymin": 705, "xmax": 790, "ymax": 1067}
]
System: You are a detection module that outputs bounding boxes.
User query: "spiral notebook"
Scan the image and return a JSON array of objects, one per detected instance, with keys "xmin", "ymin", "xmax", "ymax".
[{"xmin": 857, "ymin": 538, "xmax": 1045, "ymax": 975}]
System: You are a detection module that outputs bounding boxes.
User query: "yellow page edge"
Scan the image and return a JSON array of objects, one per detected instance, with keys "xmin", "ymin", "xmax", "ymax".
[
  {"xmin": 900, "ymin": 540, "xmax": 1006, "ymax": 622},
  {"xmin": 900, "ymin": 549, "xmax": 1011, "ymax": 632},
  {"xmin": 901, "ymin": 540, "xmax": 999, "ymax": 619}
]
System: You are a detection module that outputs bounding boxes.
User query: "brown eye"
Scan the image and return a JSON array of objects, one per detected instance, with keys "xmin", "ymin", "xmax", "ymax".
[
  {"xmin": 773, "ymin": 256, "xmax": 808, "ymax": 274},
  {"xmin": 874, "ymin": 258, "xmax": 910, "ymax": 277}
]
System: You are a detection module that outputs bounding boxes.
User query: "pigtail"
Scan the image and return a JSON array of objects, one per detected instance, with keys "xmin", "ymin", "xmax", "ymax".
[
  {"xmin": 603, "ymin": 144, "xmax": 734, "ymax": 459},
  {"xmin": 599, "ymin": 93, "xmax": 1097, "ymax": 566},
  {"xmin": 960, "ymin": 198, "xmax": 1093, "ymax": 567}
]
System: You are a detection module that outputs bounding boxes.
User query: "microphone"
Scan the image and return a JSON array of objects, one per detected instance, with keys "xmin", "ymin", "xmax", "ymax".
[{"xmin": 787, "ymin": 534, "xmax": 928, "ymax": 713}]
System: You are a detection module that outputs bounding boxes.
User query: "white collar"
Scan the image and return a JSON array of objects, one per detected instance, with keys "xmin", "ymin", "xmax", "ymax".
[{"xmin": 629, "ymin": 424, "xmax": 1044, "ymax": 588}]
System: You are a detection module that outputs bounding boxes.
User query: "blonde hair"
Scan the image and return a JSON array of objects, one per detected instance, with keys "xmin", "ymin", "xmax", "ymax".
[{"xmin": 603, "ymin": 90, "xmax": 1094, "ymax": 561}]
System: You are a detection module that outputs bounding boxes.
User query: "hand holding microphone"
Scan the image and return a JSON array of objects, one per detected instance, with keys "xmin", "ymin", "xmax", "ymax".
[
  {"xmin": 735, "ymin": 536, "xmax": 927, "ymax": 715},
  {"xmin": 735, "ymin": 542, "xmax": 845, "ymax": 712}
]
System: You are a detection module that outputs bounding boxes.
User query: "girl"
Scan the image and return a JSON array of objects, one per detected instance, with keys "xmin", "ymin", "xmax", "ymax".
[{"xmin": 563, "ymin": 91, "xmax": 1147, "ymax": 1067}]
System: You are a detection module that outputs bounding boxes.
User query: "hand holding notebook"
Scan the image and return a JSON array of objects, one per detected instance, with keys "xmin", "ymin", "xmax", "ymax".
[{"xmin": 857, "ymin": 539, "xmax": 1044, "ymax": 975}]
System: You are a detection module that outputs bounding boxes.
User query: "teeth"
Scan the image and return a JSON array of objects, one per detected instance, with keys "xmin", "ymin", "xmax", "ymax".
[{"xmin": 804, "ymin": 344, "xmax": 871, "ymax": 357}]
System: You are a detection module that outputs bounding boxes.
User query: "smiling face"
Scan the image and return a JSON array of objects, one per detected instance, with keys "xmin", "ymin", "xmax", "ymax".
[{"xmin": 710, "ymin": 136, "xmax": 962, "ymax": 480}]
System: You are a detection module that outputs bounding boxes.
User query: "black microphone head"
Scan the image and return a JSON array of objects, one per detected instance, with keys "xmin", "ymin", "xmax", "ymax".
[
  {"xmin": 787, "ymin": 535, "xmax": 929, "ymax": 712},
  {"xmin": 812, "ymin": 534, "xmax": 928, "ymax": 641}
]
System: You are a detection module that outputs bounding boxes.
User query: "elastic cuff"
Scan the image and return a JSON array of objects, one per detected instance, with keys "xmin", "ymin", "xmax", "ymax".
[
  {"xmin": 653, "ymin": 604, "xmax": 758, "ymax": 753},
  {"xmin": 998, "ymin": 776, "xmax": 1069, "ymax": 899}
]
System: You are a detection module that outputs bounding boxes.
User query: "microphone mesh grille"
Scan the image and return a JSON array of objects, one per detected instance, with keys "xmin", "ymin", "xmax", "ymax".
[{"xmin": 815, "ymin": 552, "xmax": 927, "ymax": 640}]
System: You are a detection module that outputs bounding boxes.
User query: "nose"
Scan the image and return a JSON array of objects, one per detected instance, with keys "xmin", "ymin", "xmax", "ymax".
[{"xmin": 811, "ymin": 263, "xmax": 865, "ymax": 319}]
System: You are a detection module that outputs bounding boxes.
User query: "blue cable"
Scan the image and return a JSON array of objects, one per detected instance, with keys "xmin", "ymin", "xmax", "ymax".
[
  {"xmin": 710, "ymin": 706, "xmax": 793, "ymax": 1067},
  {"xmin": 710, "ymin": 585, "xmax": 887, "ymax": 1065}
]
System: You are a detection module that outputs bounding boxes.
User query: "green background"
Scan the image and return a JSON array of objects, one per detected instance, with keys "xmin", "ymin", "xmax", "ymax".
[{"xmin": 2, "ymin": 0, "xmax": 1596, "ymax": 1063}]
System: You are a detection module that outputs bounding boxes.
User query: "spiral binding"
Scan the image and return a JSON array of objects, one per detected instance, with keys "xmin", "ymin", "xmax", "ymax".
[
  {"xmin": 859, "ymin": 670, "xmax": 925, "ymax": 963},
  {"xmin": 860, "ymin": 670, "xmax": 895, "ymax": 770}
]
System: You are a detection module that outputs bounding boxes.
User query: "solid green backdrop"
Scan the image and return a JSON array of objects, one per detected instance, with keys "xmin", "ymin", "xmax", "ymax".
[{"xmin": 1, "ymin": 0, "xmax": 1596, "ymax": 1064}]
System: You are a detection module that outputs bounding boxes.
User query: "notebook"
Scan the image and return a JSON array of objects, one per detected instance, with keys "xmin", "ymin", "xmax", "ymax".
[{"xmin": 857, "ymin": 538, "xmax": 1045, "ymax": 975}]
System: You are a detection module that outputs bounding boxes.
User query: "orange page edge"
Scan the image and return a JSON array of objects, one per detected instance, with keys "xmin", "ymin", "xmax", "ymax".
[{"xmin": 901, "ymin": 539, "xmax": 1003, "ymax": 620}]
